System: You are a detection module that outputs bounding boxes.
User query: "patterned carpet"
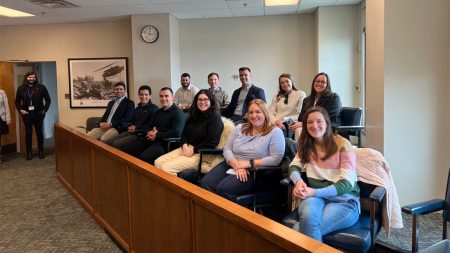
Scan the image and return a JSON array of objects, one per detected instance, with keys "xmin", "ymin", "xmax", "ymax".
[
  {"xmin": 0, "ymin": 146, "xmax": 121, "ymax": 252},
  {"xmin": 1, "ymin": 139, "xmax": 447, "ymax": 252}
]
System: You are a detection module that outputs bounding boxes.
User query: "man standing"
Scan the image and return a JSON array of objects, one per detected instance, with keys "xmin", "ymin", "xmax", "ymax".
[
  {"xmin": 15, "ymin": 71, "xmax": 51, "ymax": 160},
  {"xmin": 173, "ymin": 73, "xmax": 199, "ymax": 113},
  {"xmin": 114, "ymin": 87, "xmax": 185, "ymax": 165},
  {"xmin": 87, "ymin": 82, "xmax": 134, "ymax": 143},
  {"xmin": 221, "ymin": 67, "xmax": 266, "ymax": 124}
]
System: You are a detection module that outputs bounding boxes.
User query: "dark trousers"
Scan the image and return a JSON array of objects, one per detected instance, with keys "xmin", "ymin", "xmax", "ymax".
[
  {"xmin": 22, "ymin": 113, "xmax": 44, "ymax": 153},
  {"xmin": 200, "ymin": 161, "xmax": 254, "ymax": 201},
  {"xmin": 113, "ymin": 134, "xmax": 166, "ymax": 165}
]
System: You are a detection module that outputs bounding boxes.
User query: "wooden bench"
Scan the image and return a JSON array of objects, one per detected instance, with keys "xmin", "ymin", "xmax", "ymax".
[{"xmin": 54, "ymin": 123, "xmax": 340, "ymax": 253}]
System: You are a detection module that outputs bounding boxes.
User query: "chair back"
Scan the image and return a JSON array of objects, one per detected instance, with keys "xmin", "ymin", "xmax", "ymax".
[
  {"xmin": 86, "ymin": 117, "xmax": 102, "ymax": 133},
  {"xmin": 340, "ymin": 107, "xmax": 363, "ymax": 127},
  {"xmin": 444, "ymin": 168, "xmax": 450, "ymax": 222}
]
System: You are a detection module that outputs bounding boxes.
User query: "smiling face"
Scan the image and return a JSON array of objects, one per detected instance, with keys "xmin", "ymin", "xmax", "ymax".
[
  {"xmin": 306, "ymin": 111, "xmax": 327, "ymax": 142},
  {"xmin": 26, "ymin": 74, "xmax": 36, "ymax": 85},
  {"xmin": 159, "ymin": 89, "xmax": 173, "ymax": 109},
  {"xmin": 279, "ymin": 77, "xmax": 293, "ymax": 93},
  {"xmin": 138, "ymin": 89, "xmax": 150, "ymax": 104},
  {"xmin": 114, "ymin": 85, "xmax": 126, "ymax": 98},
  {"xmin": 239, "ymin": 69, "xmax": 251, "ymax": 87},
  {"xmin": 247, "ymin": 103, "xmax": 266, "ymax": 129},
  {"xmin": 196, "ymin": 93, "xmax": 211, "ymax": 112},
  {"xmin": 208, "ymin": 74, "xmax": 219, "ymax": 90},
  {"xmin": 313, "ymin": 74, "xmax": 328, "ymax": 95},
  {"xmin": 181, "ymin": 76, "xmax": 190, "ymax": 88}
]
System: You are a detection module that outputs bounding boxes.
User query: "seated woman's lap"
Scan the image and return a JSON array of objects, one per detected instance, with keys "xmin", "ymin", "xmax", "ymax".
[{"xmin": 201, "ymin": 160, "xmax": 254, "ymax": 201}]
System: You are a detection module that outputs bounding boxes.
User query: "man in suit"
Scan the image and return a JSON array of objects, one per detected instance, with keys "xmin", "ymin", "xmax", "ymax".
[
  {"xmin": 221, "ymin": 67, "xmax": 266, "ymax": 124},
  {"xmin": 87, "ymin": 82, "xmax": 135, "ymax": 143}
]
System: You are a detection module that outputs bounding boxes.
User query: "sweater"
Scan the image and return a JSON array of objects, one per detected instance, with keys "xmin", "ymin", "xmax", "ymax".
[
  {"xmin": 269, "ymin": 90, "xmax": 306, "ymax": 123},
  {"xmin": 181, "ymin": 112, "xmax": 224, "ymax": 153}
]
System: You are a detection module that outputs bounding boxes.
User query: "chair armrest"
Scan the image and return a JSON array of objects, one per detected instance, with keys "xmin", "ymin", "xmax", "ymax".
[
  {"xmin": 248, "ymin": 165, "xmax": 281, "ymax": 173},
  {"xmin": 280, "ymin": 177, "xmax": 292, "ymax": 186},
  {"xmin": 198, "ymin": 148, "xmax": 223, "ymax": 155},
  {"xmin": 336, "ymin": 125, "xmax": 364, "ymax": 132},
  {"xmin": 401, "ymin": 199, "xmax": 444, "ymax": 215},
  {"xmin": 369, "ymin": 186, "xmax": 386, "ymax": 202},
  {"xmin": 164, "ymin": 137, "xmax": 181, "ymax": 143}
]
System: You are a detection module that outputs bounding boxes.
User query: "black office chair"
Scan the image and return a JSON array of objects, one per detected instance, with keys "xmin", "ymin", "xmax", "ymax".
[
  {"xmin": 336, "ymin": 107, "xmax": 364, "ymax": 147},
  {"xmin": 76, "ymin": 117, "xmax": 102, "ymax": 133},
  {"xmin": 401, "ymin": 168, "xmax": 450, "ymax": 253},
  {"xmin": 282, "ymin": 178, "xmax": 386, "ymax": 253}
]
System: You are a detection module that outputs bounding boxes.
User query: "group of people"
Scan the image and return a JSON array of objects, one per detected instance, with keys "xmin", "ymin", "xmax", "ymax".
[{"xmin": 85, "ymin": 66, "xmax": 359, "ymax": 243}]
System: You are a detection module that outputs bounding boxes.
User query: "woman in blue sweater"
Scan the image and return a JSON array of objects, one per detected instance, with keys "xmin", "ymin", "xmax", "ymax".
[{"xmin": 201, "ymin": 99, "xmax": 285, "ymax": 201}]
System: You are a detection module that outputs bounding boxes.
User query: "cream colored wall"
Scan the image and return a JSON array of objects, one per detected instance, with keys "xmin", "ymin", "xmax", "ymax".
[
  {"xmin": 0, "ymin": 21, "xmax": 133, "ymax": 128},
  {"xmin": 316, "ymin": 5, "xmax": 360, "ymax": 107},
  {"xmin": 178, "ymin": 15, "xmax": 316, "ymax": 101},
  {"xmin": 383, "ymin": 0, "xmax": 450, "ymax": 205},
  {"xmin": 131, "ymin": 14, "xmax": 180, "ymax": 106}
]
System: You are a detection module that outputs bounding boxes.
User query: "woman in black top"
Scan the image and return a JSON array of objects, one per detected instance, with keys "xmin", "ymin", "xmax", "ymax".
[
  {"xmin": 155, "ymin": 89, "xmax": 224, "ymax": 175},
  {"xmin": 289, "ymin": 72, "xmax": 341, "ymax": 140}
]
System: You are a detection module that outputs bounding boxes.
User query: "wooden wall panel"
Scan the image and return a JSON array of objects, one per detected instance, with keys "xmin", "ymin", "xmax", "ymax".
[
  {"xmin": 93, "ymin": 149, "xmax": 130, "ymax": 250},
  {"xmin": 71, "ymin": 136, "xmax": 94, "ymax": 211},
  {"xmin": 54, "ymin": 125, "xmax": 73, "ymax": 187},
  {"xmin": 129, "ymin": 166, "xmax": 192, "ymax": 253}
]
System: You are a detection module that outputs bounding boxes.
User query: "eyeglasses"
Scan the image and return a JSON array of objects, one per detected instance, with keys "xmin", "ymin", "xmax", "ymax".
[
  {"xmin": 198, "ymin": 98, "xmax": 210, "ymax": 103},
  {"xmin": 314, "ymin": 80, "xmax": 327, "ymax": 84}
]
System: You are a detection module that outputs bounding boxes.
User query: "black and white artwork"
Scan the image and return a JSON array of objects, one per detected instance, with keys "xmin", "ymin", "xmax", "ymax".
[{"xmin": 68, "ymin": 57, "xmax": 128, "ymax": 108}]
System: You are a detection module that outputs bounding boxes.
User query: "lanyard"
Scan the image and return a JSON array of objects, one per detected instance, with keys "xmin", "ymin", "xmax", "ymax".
[{"xmin": 26, "ymin": 86, "xmax": 35, "ymax": 106}]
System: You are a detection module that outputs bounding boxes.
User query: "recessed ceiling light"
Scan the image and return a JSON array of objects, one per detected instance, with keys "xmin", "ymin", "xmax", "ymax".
[
  {"xmin": 265, "ymin": 0, "xmax": 299, "ymax": 7},
  {"xmin": 0, "ymin": 6, "xmax": 34, "ymax": 17}
]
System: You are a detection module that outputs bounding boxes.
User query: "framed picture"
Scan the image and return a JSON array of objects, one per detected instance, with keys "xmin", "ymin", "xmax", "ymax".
[{"xmin": 68, "ymin": 57, "xmax": 128, "ymax": 108}]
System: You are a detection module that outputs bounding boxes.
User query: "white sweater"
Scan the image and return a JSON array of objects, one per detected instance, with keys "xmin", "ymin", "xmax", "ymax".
[
  {"xmin": 0, "ymin": 90, "xmax": 11, "ymax": 123},
  {"xmin": 269, "ymin": 90, "xmax": 306, "ymax": 123}
]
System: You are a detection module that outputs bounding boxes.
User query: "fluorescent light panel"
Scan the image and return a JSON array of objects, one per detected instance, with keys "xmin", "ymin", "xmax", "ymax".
[
  {"xmin": 0, "ymin": 6, "xmax": 34, "ymax": 17},
  {"xmin": 265, "ymin": 0, "xmax": 299, "ymax": 7}
]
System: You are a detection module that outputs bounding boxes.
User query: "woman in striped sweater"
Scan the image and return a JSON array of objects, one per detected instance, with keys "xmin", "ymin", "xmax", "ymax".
[{"xmin": 288, "ymin": 106, "xmax": 360, "ymax": 242}]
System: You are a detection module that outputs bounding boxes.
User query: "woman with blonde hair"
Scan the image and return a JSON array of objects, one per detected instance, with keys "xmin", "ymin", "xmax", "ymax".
[{"xmin": 201, "ymin": 99, "xmax": 285, "ymax": 201}]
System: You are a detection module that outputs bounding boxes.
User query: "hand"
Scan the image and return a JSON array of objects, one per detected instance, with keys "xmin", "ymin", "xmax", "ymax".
[
  {"xmin": 275, "ymin": 118, "xmax": 285, "ymax": 129},
  {"xmin": 182, "ymin": 144, "xmax": 194, "ymax": 157},
  {"xmin": 235, "ymin": 168, "xmax": 250, "ymax": 182},
  {"xmin": 147, "ymin": 127, "xmax": 157, "ymax": 141},
  {"xmin": 128, "ymin": 125, "xmax": 136, "ymax": 133},
  {"xmin": 289, "ymin": 121, "xmax": 302, "ymax": 130},
  {"xmin": 20, "ymin": 110, "xmax": 29, "ymax": 115},
  {"xmin": 293, "ymin": 180, "xmax": 308, "ymax": 199},
  {"xmin": 99, "ymin": 122, "xmax": 111, "ymax": 130}
]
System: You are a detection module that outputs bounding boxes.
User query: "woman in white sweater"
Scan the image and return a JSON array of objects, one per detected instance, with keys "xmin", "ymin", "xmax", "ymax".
[
  {"xmin": 269, "ymin": 73, "xmax": 306, "ymax": 137},
  {"xmin": 0, "ymin": 89, "xmax": 11, "ymax": 163}
]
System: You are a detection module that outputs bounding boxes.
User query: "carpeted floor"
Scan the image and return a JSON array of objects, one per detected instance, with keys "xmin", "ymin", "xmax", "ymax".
[{"xmin": 0, "ymin": 142, "xmax": 121, "ymax": 253}]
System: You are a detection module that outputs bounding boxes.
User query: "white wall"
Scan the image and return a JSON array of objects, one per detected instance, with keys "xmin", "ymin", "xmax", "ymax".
[
  {"xmin": 179, "ymin": 14, "xmax": 316, "ymax": 101},
  {"xmin": 316, "ymin": 6, "xmax": 360, "ymax": 107},
  {"xmin": 0, "ymin": 21, "xmax": 133, "ymax": 128},
  {"xmin": 383, "ymin": 0, "xmax": 450, "ymax": 205}
]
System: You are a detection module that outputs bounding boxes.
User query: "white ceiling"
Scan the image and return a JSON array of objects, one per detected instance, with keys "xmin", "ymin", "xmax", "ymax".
[{"xmin": 0, "ymin": 0, "xmax": 361, "ymax": 26}]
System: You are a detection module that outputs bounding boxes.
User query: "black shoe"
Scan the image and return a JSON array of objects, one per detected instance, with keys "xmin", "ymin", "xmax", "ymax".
[
  {"xmin": 26, "ymin": 152, "xmax": 33, "ymax": 160},
  {"xmin": 38, "ymin": 151, "xmax": 45, "ymax": 159}
]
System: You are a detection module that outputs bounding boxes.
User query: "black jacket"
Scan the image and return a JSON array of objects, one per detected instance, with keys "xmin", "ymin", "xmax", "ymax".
[
  {"xmin": 15, "ymin": 83, "xmax": 51, "ymax": 114},
  {"xmin": 100, "ymin": 97, "xmax": 135, "ymax": 133},
  {"xmin": 221, "ymin": 85, "xmax": 266, "ymax": 118},
  {"xmin": 298, "ymin": 92, "xmax": 342, "ymax": 129}
]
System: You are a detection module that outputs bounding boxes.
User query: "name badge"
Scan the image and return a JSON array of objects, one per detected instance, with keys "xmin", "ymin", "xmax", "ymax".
[{"xmin": 28, "ymin": 106, "xmax": 35, "ymax": 111}]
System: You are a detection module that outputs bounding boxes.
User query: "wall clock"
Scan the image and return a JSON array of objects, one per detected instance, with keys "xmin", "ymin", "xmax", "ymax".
[{"xmin": 141, "ymin": 25, "xmax": 159, "ymax": 43}]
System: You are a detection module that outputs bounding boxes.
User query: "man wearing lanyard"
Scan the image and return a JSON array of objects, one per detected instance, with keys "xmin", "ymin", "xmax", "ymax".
[
  {"xmin": 15, "ymin": 71, "xmax": 51, "ymax": 160},
  {"xmin": 87, "ymin": 82, "xmax": 134, "ymax": 144}
]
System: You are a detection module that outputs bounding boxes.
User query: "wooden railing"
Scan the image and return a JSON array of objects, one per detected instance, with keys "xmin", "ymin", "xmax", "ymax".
[{"xmin": 54, "ymin": 123, "xmax": 340, "ymax": 253}]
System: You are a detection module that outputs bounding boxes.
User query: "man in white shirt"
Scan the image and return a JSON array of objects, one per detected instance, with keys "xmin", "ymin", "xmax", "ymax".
[{"xmin": 173, "ymin": 73, "xmax": 199, "ymax": 113}]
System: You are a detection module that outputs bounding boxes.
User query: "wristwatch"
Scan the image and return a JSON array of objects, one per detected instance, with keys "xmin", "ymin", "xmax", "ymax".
[{"xmin": 249, "ymin": 159, "xmax": 255, "ymax": 167}]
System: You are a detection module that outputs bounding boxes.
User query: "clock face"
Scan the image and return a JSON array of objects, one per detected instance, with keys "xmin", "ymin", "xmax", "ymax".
[{"xmin": 141, "ymin": 25, "xmax": 159, "ymax": 43}]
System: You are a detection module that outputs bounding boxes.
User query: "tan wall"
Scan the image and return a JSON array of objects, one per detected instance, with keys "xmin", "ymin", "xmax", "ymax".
[{"xmin": 0, "ymin": 21, "xmax": 133, "ymax": 128}]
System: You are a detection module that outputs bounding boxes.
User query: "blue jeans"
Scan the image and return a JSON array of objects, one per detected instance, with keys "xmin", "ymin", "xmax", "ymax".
[{"xmin": 293, "ymin": 197, "xmax": 359, "ymax": 242}]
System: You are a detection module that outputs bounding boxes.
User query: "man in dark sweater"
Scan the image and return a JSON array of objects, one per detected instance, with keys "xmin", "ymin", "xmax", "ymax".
[{"xmin": 114, "ymin": 87, "xmax": 185, "ymax": 165}]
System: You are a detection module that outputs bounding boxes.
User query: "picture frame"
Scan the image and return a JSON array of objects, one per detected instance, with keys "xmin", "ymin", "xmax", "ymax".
[{"xmin": 68, "ymin": 57, "xmax": 128, "ymax": 108}]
